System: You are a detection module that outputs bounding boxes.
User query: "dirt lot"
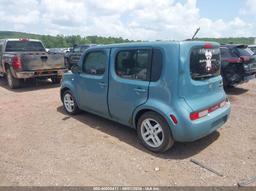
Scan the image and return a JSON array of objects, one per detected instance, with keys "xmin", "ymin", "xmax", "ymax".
[{"xmin": 0, "ymin": 78, "xmax": 256, "ymax": 186}]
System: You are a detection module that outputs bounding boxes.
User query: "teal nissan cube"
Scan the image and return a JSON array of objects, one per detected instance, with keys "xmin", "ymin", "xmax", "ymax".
[{"xmin": 60, "ymin": 41, "xmax": 231, "ymax": 153}]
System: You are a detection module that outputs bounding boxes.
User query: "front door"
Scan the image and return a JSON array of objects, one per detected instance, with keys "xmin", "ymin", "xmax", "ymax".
[
  {"xmin": 108, "ymin": 48, "xmax": 151, "ymax": 126},
  {"xmin": 76, "ymin": 49, "xmax": 110, "ymax": 117}
]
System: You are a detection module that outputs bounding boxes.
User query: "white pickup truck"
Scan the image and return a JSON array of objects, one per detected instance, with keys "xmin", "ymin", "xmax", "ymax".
[{"xmin": 0, "ymin": 38, "xmax": 67, "ymax": 88}]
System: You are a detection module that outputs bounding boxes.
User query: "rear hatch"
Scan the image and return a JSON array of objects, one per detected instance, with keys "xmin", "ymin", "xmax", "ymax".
[{"xmin": 179, "ymin": 42, "xmax": 226, "ymax": 112}]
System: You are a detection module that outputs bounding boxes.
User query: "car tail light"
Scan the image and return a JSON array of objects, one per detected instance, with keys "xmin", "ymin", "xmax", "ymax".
[
  {"xmin": 190, "ymin": 99, "xmax": 227, "ymax": 121},
  {"xmin": 240, "ymin": 56, "xmax": 250, "ymax": 62},
  {"xmin": 19, "ymin": 38, "xmax": 29, "ymax": 42},
  {"xmin": 224, "ymin": 58, "xmax": 242, "ymax": 63},
  {"xmin": 12, "ymin": 55, "xmax": 22, "ymax": 70},
  {"xmin": 190, "ymin": 110, "xmax": 208, "ymax": 121},
  {"xmin": 170, "ymin": 114, "xmax": 178, "ymax": 125}
]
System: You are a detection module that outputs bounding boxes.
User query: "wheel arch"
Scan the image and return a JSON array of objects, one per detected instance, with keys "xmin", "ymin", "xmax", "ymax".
[
  {"xmin": 133, "ymin": 102, "xmax": 176, "ymax": 132},
  {"xmin": 60, "ymin": 87, "xmax": 70, "ymax": 102},
  {"xmin": 60, "ymin": 82, "xmax": 77, "ymax": 102}
]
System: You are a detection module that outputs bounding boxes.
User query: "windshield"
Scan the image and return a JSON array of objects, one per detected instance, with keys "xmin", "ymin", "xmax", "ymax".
[
  {"xmin": 236, "ymin": 47, "xmax": 254, "ymax": 56},
  {"xmin": 5, "ymin": 41, "xmax": 45, "ymax": 52},
  {"xmin": 190, "ymin": 47, "xmax": 221, "ymax": 80}
]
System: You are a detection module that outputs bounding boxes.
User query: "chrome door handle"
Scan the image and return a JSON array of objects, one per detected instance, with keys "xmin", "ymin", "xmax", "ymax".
[
  {"xmin": 134, "ymin": 88, "xmax": 147, "ymax": 93},
  {"xmin": 98, "ymin": 82, "xmax": 108, "ymax": 87}
]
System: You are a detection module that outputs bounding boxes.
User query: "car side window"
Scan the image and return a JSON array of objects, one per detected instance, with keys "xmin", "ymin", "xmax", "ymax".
[
  {"xmin": 151, "ymin": 49, "xmax": 163, "ymax": 82},
  {"xmin": 116, "ymin": 49, "xmax": 151, "ymax": 81},
  {"xmin": 0, "ymin": 44, "xmax": 2, "ymax": 54},
  {"xmin": 82, "ymin": 51, "xmax": 107, "ymax": 75}
]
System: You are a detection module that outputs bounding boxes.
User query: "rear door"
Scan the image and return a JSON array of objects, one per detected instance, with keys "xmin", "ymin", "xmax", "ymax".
[
  {"xmin": 179, "ymin": 42, "xmax": 225, "ymax": 112},
  {"xmin": 108, "ymin": 48, "xmax": 151, "ymax": 126},
  {"xmin": 76, "ymin": 49, "xmax": 110, "ymax": 117}
]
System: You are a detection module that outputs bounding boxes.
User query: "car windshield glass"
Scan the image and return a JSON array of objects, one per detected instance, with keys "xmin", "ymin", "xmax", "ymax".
[
  {"xmin": 237, "ymin": 47, "xmax": 254, "ymax": 56},
  {"xmin": 5, "ymin": 41, "xmax": 45, "ymax": 52},
  {"xmin": 250, "ymin": 47, "xmax": 256, "ymax": 54},
  {"xmin": 190, "ymin": 47, "xmax": 221, "ymax": 80}
]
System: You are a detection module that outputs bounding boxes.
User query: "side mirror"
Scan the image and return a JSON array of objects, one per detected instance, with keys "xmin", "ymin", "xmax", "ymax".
[{"xmin": 71, "ymin": 64, "xmax": 82, "ymax": 74}]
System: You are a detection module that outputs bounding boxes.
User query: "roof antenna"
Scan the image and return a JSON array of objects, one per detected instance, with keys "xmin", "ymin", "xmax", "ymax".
[{"xmin": 192, "ymin": 27, "xmax": 200, "ymax": 40}]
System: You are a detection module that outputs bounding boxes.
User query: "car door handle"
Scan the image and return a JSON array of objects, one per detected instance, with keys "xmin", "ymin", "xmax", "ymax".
[
  {"xmin": 134, "ymin": 88, "xmax": 147, "ymax": 93},
  {"xmin": 98, "ymin": 82, "xmax": 108, "ymax": 88}
]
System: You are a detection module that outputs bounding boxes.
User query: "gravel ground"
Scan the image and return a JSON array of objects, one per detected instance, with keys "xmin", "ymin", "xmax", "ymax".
[{"xmin": 0, "ymin": 78, "xmax": 255, "ymax": 186}]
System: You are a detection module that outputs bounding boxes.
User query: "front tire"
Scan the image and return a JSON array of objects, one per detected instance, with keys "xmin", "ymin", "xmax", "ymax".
[
  {"xmin": 6, "ymin": 68, "xmax": 21, "ymax": 89},
  {"xmin": 137, "ymin": 112, "xmax": 174, "ymax": 153},
  {"xmin": 62, "ymin": 90, "xmax": 80, "ymax": 115}
]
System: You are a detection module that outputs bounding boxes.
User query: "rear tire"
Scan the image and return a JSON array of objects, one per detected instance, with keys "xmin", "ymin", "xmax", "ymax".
[
  {"xmin": 137, "ymin": 111, "xmax": 174, "ymax": 153},
  {"xmin": 51, "ymin": 76, "xmax": 62, "ymax": 84},
  {"xmin": 6, "ymin": 68, "xmax": 21, "ymax": 89},
  {"xmin": 62, "ymin": 90, "xmax": 80, "ymax": 115}
]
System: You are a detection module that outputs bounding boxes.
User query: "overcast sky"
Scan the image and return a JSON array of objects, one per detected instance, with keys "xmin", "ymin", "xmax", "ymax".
[{"xmin": 0, "ymin": 0, "xmax": 255, "ymax": 40}]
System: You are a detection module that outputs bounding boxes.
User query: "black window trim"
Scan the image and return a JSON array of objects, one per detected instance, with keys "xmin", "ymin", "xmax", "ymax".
[
  {"xmin": 115, "ymin": 48, "xmax": 152, "ymax": 82},
  {"xmin": 150, "ymin": 48, "xmax": 164, "ymax": 82},
  {"xmin": 82, "ymin": 50, "xmax": 107, "ymax": 76}
]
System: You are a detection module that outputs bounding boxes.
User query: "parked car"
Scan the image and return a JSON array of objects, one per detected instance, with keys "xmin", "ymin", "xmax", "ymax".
[
  {"xmin": 249, "ymin": 45, "xmax": 256, "ymax": 55},
  {"xmin": 65, "ymin": 44, "xmax": 95, "ymax": 70},
  {"xmin": 220, "ymin": 44, "xmax": 256, "ymax": 87},
  {"xmin": 48, "ymin": 48, "xmax": 69, "ymax": 55},
  {"xmin": 60, "ymin": 41, "xmax": 231, "ymax": 153},
  {"xmin": 0, "ymin": 39, "xmax": 67, "ymax": 89}
]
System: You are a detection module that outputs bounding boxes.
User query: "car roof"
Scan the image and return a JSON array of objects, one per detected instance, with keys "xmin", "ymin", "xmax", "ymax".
[{"xmin": 85, "ymin": 40, "xmax": 221, "ymax": 50}]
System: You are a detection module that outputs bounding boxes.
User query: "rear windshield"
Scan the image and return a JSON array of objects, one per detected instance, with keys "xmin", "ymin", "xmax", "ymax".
[
  {"xmin": 236, "ymin": 47, "xmax": 254, "ymax": 56},
  {"xmin": 5, "ymin": 41, "xmax": 45, "ymax": 52},
  {"xmin": 250, "ymin": 47, "xmax": 256, "ymax": 54},
  {"xmin": 190, "ymin": 47, "xmax": 221, "ymax": 80}
]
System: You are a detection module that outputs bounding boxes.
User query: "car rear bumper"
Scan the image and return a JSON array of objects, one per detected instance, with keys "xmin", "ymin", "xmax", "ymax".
[
  {"xmin": 172, "ymin": 102, "xmax": 231, "ymax": 142},
  {"xmin": 15, "ymin": 69, "xmax": 68, "ymax": 79}
]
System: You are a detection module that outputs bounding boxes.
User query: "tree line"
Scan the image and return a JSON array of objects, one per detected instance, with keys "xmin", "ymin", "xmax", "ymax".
[{"xmin": 0, "ymin": 31, "xmax": 255, "ymax": 48}]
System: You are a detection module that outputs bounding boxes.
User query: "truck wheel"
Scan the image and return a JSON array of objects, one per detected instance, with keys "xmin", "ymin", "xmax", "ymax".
[
  {"xmin": 51, "ymin": 76, "xmax": 61, "ymax": 84},
  {"xmin": 62, "ymin": 90, "xmax": 80, "ymax": 115},
  {"xmin": 6, "ymin": 68, "xmax": 21, "ymax": 89},
  {"xmin": 137, "ymin": 112, "xmax": 174, "ymax": 153}
]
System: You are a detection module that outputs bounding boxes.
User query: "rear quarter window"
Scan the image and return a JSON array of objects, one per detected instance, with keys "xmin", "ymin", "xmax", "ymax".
[
  {"xmin": 151, "ymin": 49, "xmax": 163, "ymax": 82},
  {"xmin": 190, "ymin": 47, "xmax": 221, "ymax": 80}
]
